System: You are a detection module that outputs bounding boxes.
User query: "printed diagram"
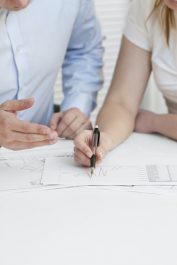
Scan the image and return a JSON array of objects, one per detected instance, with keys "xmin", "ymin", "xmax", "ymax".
[
  {"xmin": 0, "ymin": 158, "xmax": 45, "ymax": 190},
  {"xmin": 1, "ymin": 158, "xmax": 44, "ymax": 172},
  {"xmin": 55, "ymin": 165, "xmax": 146, "ymax": 179},
  {"xmin": 0, "ymin": 139, "xmax": 74, "ymax": 190},
  {"xmin": 0, "ymin": 151, "xmax": 74, "ymax": 191},
  {"xmin": 1, "ymin": 147, "xmax": 177, "ymax": 190},
  {"xmin": 42, "ymin": 156, "xmax": 177, "ymax": 186},
  {"xmin": 42, "ymin": 157, "xmax": 148, "ymax": 185}
]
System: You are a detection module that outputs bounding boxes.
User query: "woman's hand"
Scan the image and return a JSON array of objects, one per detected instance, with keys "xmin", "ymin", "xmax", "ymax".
[
  {"xmin": 0, "ymin": 0, "xmax": 30, "ymax": 10},
  {"xmin": 74, "ymin": 130, "xmax": 112, "ymax": 167}
]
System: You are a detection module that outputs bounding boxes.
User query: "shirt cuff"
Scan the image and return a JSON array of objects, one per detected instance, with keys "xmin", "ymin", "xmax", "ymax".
[{"xmin": 60, "ymin": 92, "xmax": 97, "ymax": 117}]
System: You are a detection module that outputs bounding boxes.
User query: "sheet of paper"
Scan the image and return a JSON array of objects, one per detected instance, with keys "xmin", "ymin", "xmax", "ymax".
[
  {"xmin": 0, "ymin": 158, "xmax": 44, "ymax": 190},
  {"xmin": 2, "ymin": 134, "xmax": 177, "ymax": 192},
  {"xmin": 42, "ymin": 155, "xmax": 177, "ymax": 186},
  {"xmin": 0, "ymin": 139, "xmax": 74, "ymax": 191},
  {"xmin": 42, "ymin": 134, "xmax": 177, "ymax": 187}
]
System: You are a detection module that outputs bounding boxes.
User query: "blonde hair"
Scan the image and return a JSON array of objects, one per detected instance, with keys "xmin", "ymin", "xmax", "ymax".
[{"xmin": 153, "ymin": 0, "xmax": 176, "ymax": 44}]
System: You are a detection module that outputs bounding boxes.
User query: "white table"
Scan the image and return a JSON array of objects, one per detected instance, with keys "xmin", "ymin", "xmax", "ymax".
[{"xmin": 1, "ymin": 133, "xmax": 177, "ymax": 265}]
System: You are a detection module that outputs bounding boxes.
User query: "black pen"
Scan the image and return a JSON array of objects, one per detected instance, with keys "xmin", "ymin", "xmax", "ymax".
[{"xmin": 90, "ymin": 125, "xmax": 100, "ymax": 177}]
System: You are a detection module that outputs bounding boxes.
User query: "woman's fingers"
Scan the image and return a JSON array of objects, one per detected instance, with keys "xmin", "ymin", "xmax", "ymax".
[
  {"xmin": 74, "ymin": 147, "xmax": 91, "ymax": 166},
  {"xmin": 74, "ymin": 131, "xmax": 93, "ymax": 158}
]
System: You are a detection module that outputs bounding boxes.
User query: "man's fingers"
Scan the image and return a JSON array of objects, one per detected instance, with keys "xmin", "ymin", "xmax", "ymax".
[
  {"xmin": 75, "ymin": 119, "xmax": 92, "ymax": 136},
  {"xmin": 61, "ymin": 117, "xmax": 80, "ymax": 139},
  {"xmin": 17, "ymin": 0, "xmax": 30, "ymax": 7},
  {"xmin": 7, "ymin": 139, "xmax": 58, "ymax": 151},
  {"xmin": 57, "ymin": 114, "xmax": 76, "ymax": 137},
  {"xmin": 56, "ymin": 108, "xmax": 91, "ymax": 139},
  {"xmin": 61, "ymin": 116, "xmax": 91, "ymax": 139},
  {"xmin": 50, "ymin": 112, "xmax": 63, "ymax": 130},
  {"xmin": 10, "ymin": 131, "xmax": 57, "ymax": 143},
  {"xmin": 0, "ymin": 98, "xmax": 34, "ymax": 112},
  {"xmin": 13, "ymin": 119, "xmax": 56, "ymax": 136},
  {"xmin": 3, "ymin": 0, "xmax": 30, "ymax": 11}
]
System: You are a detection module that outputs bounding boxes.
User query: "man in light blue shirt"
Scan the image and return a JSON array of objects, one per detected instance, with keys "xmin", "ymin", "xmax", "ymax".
[{"xmin": 0, "ymin": 0, "xmax": 103, "ymax": 150}]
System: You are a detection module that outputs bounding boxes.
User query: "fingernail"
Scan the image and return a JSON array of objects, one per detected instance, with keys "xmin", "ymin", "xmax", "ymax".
[
  {"xmin": 49, "ymin": 131, "xmax": 58, "ymax": 140},
  {"xmin": 86, "ymin": 151, "xmax": 93, "ymax": 158},
  {"xmin": 49, "ymin": 139, "xmax": 58, "ymax": 145}
]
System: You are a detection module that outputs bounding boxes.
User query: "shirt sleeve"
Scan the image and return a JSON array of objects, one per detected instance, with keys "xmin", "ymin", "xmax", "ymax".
[
  {"xmin": 60, "ymin": 0, "xmax": 103, "ymax": 116},
  {"xmin": 124, "ymin": 0, "xmax": 153, "ymax": 51}
]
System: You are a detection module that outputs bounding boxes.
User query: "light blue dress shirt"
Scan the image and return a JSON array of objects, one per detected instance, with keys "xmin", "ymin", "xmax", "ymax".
[{"xmin": 0, "ymin": 0, "xmax": 103, "ymax": 125}]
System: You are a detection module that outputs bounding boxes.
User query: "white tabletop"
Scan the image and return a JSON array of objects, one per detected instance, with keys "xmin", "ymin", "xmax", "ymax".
[{"xmin": 1, "ymin": 133, "xmax": 177, "ymax": 265}]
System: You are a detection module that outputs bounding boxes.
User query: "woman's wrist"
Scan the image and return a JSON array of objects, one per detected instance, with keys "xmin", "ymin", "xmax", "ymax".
[
  {"xmin": 150, "ymin": 113, "xmax": 160, "ymax": 133},
  {"xmin": 100, "ymin": 131, "xmax": 115, "ymax": 153}
]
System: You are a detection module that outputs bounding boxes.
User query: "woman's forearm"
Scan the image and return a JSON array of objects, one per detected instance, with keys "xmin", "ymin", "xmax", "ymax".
[
  {"xmin": 95, "ymin": 37, "xmax": 151, "ymax": 152},
  {"xmin": 152, "ymin": 113, "xmax": 177, "ymax": 141},
  {"xmin": 96, "ymin": 101, "xmax": 135, "ymax": 150}
]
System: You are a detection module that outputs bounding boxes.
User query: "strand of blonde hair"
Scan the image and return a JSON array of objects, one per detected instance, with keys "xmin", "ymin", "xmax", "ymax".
[{"xmin": 153, "ymin": 0, "xmax": 176, "ymax": 44}]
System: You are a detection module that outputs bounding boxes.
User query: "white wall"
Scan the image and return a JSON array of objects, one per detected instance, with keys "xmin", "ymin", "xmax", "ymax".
[
  {"xmin": 91, "ymin": 0, "xmax": 129, "ymax": 119},
  {"xmin": 54, "ymin": 0, "xmax": 167, "ymax": 117}
]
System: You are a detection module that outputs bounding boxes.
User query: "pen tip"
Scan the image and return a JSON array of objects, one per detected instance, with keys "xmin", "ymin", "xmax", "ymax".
[{"xmin": 90, "ymin": 168, "xmax": 94, "ymax": 178}]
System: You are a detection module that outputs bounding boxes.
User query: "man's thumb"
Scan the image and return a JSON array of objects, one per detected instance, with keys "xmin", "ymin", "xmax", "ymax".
[{"xmin": 0, "ymin": 98, "xmax": 34, "ymax": 112}]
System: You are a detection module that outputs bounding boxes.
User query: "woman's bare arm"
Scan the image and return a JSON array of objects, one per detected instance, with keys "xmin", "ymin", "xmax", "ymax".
[{"xmin": 96, "ymin": 37, "xmax": 152, "ymax": 150}]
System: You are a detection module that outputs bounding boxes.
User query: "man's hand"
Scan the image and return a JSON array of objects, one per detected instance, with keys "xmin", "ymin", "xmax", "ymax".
[
  {"xmin": 134, "ymin": 110, "xmax": 156, "ymax": 134},
  {"xmin": 0, "ymin": 0, "xmax": 30, "ymax": 10},
  {"xmin": 0, "ymin": 98, "xmax": 58, "ymax": 150},
  {"xmin": 50, "ymin": 108, "xmax": 92, "ymax": 139}
]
